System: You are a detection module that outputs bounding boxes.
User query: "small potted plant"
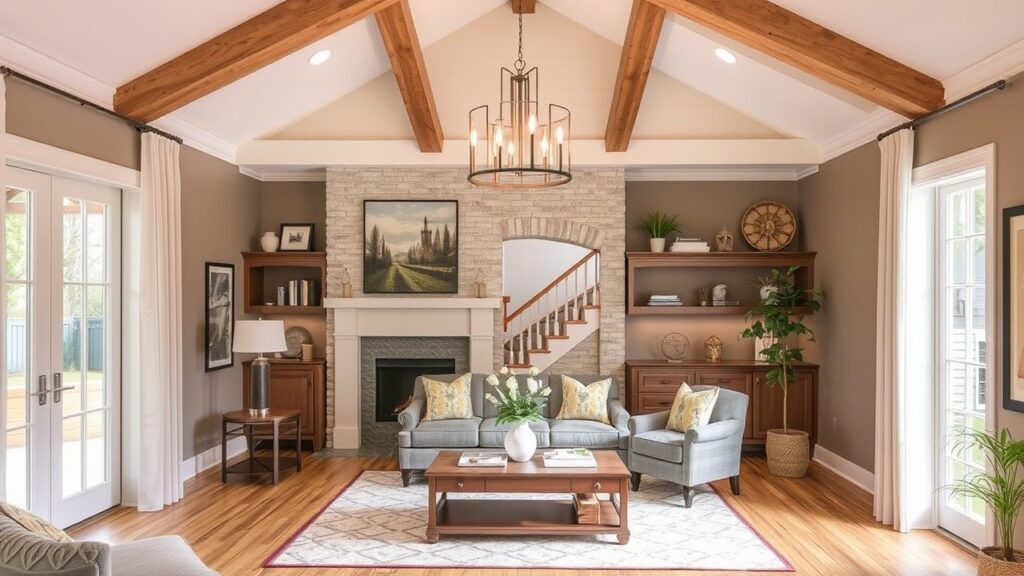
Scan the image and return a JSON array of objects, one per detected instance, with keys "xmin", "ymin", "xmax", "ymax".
[
  {"xmin": 740, "ymin": 266, "xmax": 821, "ymax": 477},
  {"xmin": 484, "ymin": 366, "xmax": 551, "ymax": 462},
  {"xmin": 945, "ymin": 427, "xmax": 1024, "ymax": 575},
  {"xmin": 638, "ymin": 211, "xmax": 680, "ymax": 252}
]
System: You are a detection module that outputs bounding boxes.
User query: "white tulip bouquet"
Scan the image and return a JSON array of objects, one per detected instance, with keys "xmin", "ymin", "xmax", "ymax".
[{"xmin": 484, "ymin": 366, "xmax": 552, "ymax": 425}]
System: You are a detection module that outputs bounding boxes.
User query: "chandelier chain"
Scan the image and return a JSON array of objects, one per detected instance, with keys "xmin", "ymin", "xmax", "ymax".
[{"xmin": 514, "ymin": 13, "xmax": 525, "ymax": 73}]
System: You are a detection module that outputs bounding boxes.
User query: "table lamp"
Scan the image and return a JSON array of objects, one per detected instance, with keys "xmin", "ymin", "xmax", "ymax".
[{"xmin": 233, "ymin": 319, "xmax": 287, "ymax": 416}]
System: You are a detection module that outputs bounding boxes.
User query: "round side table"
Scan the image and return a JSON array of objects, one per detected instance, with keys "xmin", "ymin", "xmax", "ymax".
[{"xmin": 221, "ymin": 409, "xmax": 302, "ymax": 484}]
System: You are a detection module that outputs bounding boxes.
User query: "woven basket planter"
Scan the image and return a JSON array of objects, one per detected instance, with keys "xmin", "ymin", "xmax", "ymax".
[
  {"xmin": 766, "ymin": 429, "xmax": 809, "ymax": 477},
  {"xmin": 978, "ymin": 548, "xmax": 1024, "ymax": 576}
]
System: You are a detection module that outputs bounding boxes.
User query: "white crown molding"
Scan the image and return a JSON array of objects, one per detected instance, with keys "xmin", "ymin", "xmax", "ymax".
[
  {"xmin": 944, "ymin": 37, "xmax": 1024, "ymax": 102},
  {"xmin": 238, "ymin": 166, "xmax": 327, "ymax": 182},
  {"xmin": 0, "ymin": 32, "xmax": 239, "ymax": 165},
  {"xmin": 625, "ymin": 165, "xmax": 817, "ymax": 182},
  {"xmin": 819, "ymin": 108, "xmax": 905, "ymax": 164}
]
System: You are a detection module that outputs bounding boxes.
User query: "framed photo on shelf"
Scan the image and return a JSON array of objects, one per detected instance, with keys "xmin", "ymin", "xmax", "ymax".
[
  {"xmin": 205, "ymin": 262, "xmax": 234, "ymax": 372},
  {"xmin": 363, "ymin": 200, "xmax": 458, "ymax": 294},
  {"xmin": 279, "ymin": 223, "xmax": 315, "ymax": 251}
]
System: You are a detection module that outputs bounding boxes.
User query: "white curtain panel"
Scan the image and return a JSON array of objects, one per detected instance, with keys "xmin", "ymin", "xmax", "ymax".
[
  {"xmin": 0, "ymin": 75, "xmax": 7, "ymax": 502},
  {"xmin": 873, "ymin": 128, "xmax": 915, "ymax": 533},
  {"xmin": 137, "ymin": 132, "xmax": 184, "ymax": 511}
]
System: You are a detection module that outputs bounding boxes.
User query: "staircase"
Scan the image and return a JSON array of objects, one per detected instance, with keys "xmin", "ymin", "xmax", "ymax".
[{"xmin": 504, "ymin": 249, "xmax": 600, "ymax": 372}]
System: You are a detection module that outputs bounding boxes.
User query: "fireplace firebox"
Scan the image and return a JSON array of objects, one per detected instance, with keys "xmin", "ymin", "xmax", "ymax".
[{"xmin": 375, "ymin": 358, "xmax": 456, "ymax": 422}]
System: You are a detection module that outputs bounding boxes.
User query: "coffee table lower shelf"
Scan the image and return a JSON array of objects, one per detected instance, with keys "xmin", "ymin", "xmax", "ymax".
[{"xmin": 434, "ymin": 498, "xmax": 623, "ymax": 540}]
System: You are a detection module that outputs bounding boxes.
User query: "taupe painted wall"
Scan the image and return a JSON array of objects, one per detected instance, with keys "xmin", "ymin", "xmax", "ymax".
[
  {"xmin": 625, "ymin": 181, "xmax": 803, "ymax": 361},
  {"xmin": 798, "ymin": 144, "xmax": 880, "ymax": 471},
  {"xmin": 4, "ymin": 76, "xmax": 261, "ymax": 460}
]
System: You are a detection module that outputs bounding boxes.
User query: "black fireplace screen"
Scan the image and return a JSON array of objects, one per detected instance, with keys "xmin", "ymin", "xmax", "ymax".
[{"xmin": 375, "ymin": 358, "xmax": 456, "ymax": 422}]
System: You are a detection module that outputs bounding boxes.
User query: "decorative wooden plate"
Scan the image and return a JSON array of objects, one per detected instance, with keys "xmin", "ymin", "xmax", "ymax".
[{"xmin": 741, "ymin": 201, "xmax": 797, "ymax": 251}]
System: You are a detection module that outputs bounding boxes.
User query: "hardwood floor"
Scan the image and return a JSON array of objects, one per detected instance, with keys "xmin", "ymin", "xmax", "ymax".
[{"xmin": 69, "ymin": 452, "xmax": 977, "ymax": 575}]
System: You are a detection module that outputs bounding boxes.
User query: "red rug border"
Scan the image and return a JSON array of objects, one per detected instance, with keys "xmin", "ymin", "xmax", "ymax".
[{"xmin": 262, "ymin": 469, "xmax": 795, "ymax": 572}]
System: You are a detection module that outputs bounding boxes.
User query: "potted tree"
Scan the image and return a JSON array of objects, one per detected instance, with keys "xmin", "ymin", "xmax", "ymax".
[
  {"xmin": 740, "ymin": 266, "xmax": 821, "ymax": 477},
  {"xmin": 946, "ymin": 427, "xmax": 1024, "ymax": 575},
  {"xmin": 638, "ymin": 211, "xmax": 680, "ymax": 252}
]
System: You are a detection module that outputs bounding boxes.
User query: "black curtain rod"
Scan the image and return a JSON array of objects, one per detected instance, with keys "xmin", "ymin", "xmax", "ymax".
[
  {"xmin": 877, "ymin": 79, "xmax": 1007, "ymax": 141},
  {"xmin": 1, "ymin": 65, "xmax": 184, "ymax": 144}
]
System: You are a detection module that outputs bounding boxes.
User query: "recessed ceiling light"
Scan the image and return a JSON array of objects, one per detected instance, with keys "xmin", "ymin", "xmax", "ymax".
[
  {"xmin": 715, "ymin": 48, "xmax": 737, "ymax": 64},
  {"xmin": 308, "ymin": 49, "xmax": 332, "ymax": 66}
]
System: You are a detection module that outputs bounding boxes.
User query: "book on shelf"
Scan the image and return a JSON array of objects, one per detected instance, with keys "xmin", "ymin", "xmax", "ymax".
[
  {"xmin": 711, "ymin": 300, "xmax": 742, "ymax": 306},
  {"xmin": 647, "ymin": 294, "xmax": 682, "ymax": 306},
  {"xmin": 670, "ymin": 238, "xmax": 711, "ymax": 253}
]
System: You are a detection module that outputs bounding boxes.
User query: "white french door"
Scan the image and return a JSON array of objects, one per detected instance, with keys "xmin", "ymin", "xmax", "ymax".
[
  {"xmin": 4, "ymin": 166, "xmax": 121, "ymax": 528},
  {"xmin": 936, "ymin": 170, "xmax": 989, "ymax": 546}
]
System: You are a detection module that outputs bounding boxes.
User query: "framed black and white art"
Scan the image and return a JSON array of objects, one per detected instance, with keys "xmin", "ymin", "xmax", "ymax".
[{"xmin": 205, "ymin": 262, "xmax": 234, "ymax": 372}]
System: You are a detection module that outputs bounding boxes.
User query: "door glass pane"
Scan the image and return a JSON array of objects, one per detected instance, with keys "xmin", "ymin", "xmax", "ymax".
[
  {"xmin": 6, "ymin": 284, "xmax": 29, "ymax": 428},
  {"xmin": 62, "ymin": 416, "xmax": 82, "ymax": 497},
  {"xmin": 6, "ymin": 190, "xmax": 29, "ymax": 281},
  {"xmin": 972, "ymin": 186, "xmax": 985, "ymax": 235},
  {"xmin": 62, "ymin": 285, "xmax": 84, "ymax": 416},
  {"xmin": 85, "ymin": 203, "xmax": 106, "ymax": 284},
  {"xmin": 86, "ymin": 286, "xmax": 105, "ymax": 411},
  {"xmin": 950, "ymin": 239, "xmax": 967, "ymax": 284},
  {"xmin": 85, "ymin": 411, "xmax": 105, "ymax": 489},
  {"xmin": 947, "ymin": 363, "xmax": 967, "ymax": 411},
  {"xmin": 62, "ymin": 198, "xmax": 83, "ymax": 282},
  {"xmin": 5, "ymin": 429, "xmax": 28, "ymax": 509},
  {"xmin": 948, "ymin": 287, "xmax": 967, "ymax": 359},
  {"xmin": 971, "ymin": 237, "xmax": 985, "ymax": 284},
  {"xmin": 949, "ymin": 189, "xmax": 966, "ymax": 236}
]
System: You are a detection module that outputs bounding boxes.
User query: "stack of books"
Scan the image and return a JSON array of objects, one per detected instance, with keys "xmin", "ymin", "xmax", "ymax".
[
  {"xmin": 458, "ymin": 451, "xmax": 508, "ymax": 467},
  {"xmin": 669, "ymin": 238, "xmax": 711, "ymax": 253},
  {"xmin": 647, "ymin": 294, "xmax": 682, "ymax": 306},
  {"xmin": 542, "ymin": 448, "xmax": 597, "ymax": 468}
]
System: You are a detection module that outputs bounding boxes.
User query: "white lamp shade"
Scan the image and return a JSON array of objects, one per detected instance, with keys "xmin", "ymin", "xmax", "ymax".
[{"xmin": 232, "ymin": 320, "xmax": 287, "ymax": 353}]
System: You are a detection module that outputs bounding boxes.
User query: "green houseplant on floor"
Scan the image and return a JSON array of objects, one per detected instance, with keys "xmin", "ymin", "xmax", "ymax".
[
  {"xmin": 638, "ymin": 211, "xmax": 680, "ymax": 252},
  {"xmin": 740, "ymin": 266, "xmax": 821, "ymax": 477},
  {"xmin": 945, "ymin": 427, "xmax": 1024, "ymax": 575}
]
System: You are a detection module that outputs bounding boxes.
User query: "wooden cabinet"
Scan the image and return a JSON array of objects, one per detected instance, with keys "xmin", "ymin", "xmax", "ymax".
[
  {"xmin": 241, "ymin": 251, "xmax": 327, "ymax": 316},
  {"xmin": 625, "ymin": 359, "xmax": 817, "ymax": 447},
  {"xmin": 243, "ymin": 358, "xmax": 326, "ymax": 451}
]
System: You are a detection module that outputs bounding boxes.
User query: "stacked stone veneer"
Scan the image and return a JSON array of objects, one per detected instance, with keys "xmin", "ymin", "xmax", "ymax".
[{"xmin": 325, "ymin": 167, "xmax": 626, "ymax": 447}]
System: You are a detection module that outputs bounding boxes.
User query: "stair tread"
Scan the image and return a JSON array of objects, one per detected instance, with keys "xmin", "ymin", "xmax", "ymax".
[
  {"xmin": 544, "ymin": 335, "xmax": 570, "ymax": 340},
  {"xmin": 581, "ymin": 304, "xmax": 600, "ymax": 309},
  {"xmin": 563, "ymin": 319, "xmax": 587, "ymax": 324},
  {"xmin": 528, "ymin": 348, "xmax": 550, "ymax": 354}
]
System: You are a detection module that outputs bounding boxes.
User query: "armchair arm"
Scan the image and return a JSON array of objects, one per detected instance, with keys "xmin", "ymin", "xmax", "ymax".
[
  {"xmin": 608, "ymin": 399, "xmax": 629, "ymax": 432},
  {"xmin": 628, "ymin": 411, "xmax": 669, "ymax": 436},
  {"xmin": 397, "ymin": 397, "xmax": 424, "ymax": 431},
  {"xmin": 685, "ymin": 419, "xmax": 743, "ymax": 443}
]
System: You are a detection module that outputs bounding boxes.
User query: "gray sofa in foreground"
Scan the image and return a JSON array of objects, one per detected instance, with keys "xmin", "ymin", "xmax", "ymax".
[
  {"xmin": 0, "ymin": 508, "xmax": 218, "ymax": 576},
  {"xmin": 627, "ymin": 385, "xmax": 748, "ymax": 508},
  {"xmin": 397, "ymin": 373, "xmax": 629, "ymax": 485}
]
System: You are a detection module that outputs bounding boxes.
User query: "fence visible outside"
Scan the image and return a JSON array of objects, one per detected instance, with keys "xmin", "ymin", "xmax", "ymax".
[{"xmin": 6, "ymin": 319, "xmax": 104, "ymax": 373}]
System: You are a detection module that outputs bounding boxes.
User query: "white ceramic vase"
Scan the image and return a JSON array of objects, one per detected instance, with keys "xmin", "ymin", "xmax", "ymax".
[
  {"xmin": 504, "ymin": 421, "xmax": 537, "ymax": 462},
  {"xmin": 649, "ymin": 238, "xmax": 666, "ymax": 252},
  {"xmin": 261, "ymin": 231, "xmax": 280, "ymax": 252}
]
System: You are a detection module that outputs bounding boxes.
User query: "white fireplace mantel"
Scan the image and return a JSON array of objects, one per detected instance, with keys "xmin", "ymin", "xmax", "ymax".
[{"xmin": 326, "ymin": 297, "xmax": 501, "ymax": 448}]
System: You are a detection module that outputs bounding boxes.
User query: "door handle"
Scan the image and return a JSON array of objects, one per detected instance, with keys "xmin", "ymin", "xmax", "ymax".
[
  {"xmin": 30, "ymin": 375, "xmax": 48, "ymax": 406},
  {"xmin": 52, "ymin": 373, "xmax": 75, "ymax": 404}
]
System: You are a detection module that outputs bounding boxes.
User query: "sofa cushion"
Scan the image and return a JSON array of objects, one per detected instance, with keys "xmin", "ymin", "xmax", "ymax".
[
  {"xmin": 667, "ymin": 383, "xmax": 720, "ymax": 432},
  {"xmin": 546, "ymin": 374, "xmax": 618, "ymax": 418},
  {"xmin": 422, "ymin": 373, "xmax": 475, "ymax": 421},
  {"xmin": 410, "ymin": 417, "xmax": 481, "ymax": 447},
  {"xmin": 0, "ymin": 501, "xmax": 73, "ymax": 542},
  {"xmin": 414, "ymin": 373, "xmax": 486, "ymax": 417},
  {"xmin": 549, "ymin": 419, "xmax": 619, "ymax": 448},
  {"xmin": 632, "ymin": 429, "xmax": 687, "ymax": 463},
  {"xmin": 478, "ymin": 418, "xmax": 551, "ymax": 448},
  {"xmin": 555, "ymin": 376, "xmax": 612, "ymax": 424},
  {"xmin": 112, "ymin": 535, "xmax": 218, "ymax": 576}
]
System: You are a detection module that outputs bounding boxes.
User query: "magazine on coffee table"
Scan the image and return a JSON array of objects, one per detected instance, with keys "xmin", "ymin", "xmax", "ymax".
[
  {"xmin": 542, "ymin": 448, "xmax": 597, "ymax": 468},
  {"xmin": 457, "ymin": 451, "xmax": 508, "ymax": 467}
]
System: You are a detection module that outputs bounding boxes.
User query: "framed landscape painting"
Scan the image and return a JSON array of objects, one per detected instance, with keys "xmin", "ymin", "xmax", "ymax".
[
  {"xmin": 364, "ymin": 200, "xmax": 458, "ymax": 293},
  {"xmin": 205, "ymin": 262, "xmax": 234, "ymax": 372}
]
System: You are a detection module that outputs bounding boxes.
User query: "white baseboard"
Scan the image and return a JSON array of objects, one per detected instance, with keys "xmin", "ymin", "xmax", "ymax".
[
  {"xmin": 181, "ymin": 437, "xmax": 248, "ymax": 482},
  {"xmin": 813, "ymin": 444, "xmax": 874, "ymax": 494}
]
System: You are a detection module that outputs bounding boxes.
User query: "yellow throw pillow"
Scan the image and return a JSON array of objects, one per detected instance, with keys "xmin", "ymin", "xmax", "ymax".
[
  {"xmin": 0, "ymin": 502, "xmax": 73, "ymax": 542},
  {"xmin": 555, "ymin": 376, "xmax": 612, "ymax": 424},
  {"xmin": 666, "ymin": 383, "xmax": 720, "ymax": 432},
  {"xmin": 422, "ymin": 373, "xmax": 475, "ymax": 421}
]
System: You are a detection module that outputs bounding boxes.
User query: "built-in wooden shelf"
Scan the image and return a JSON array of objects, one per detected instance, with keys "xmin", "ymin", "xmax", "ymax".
[
  {"xmin": 625, "ymin": 251, "xmax": 816, "ymax": 316},
  {"xmin": 242, "ymin": 251, "xmax": 327, "ymax": 315}
]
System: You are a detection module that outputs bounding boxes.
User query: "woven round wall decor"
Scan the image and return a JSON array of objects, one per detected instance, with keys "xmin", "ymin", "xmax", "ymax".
[{"xmin": 741, "ymin": 201, "xmax": 797, "ymax": 251}]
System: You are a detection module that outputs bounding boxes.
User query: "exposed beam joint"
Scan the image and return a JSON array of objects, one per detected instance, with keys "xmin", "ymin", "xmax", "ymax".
[
  {"xmin": 375, "ymin": 0, "xmax": 444, "ymax": 152},
  {"xmin": 605, "ymin": 0, "xmax": 666, "ymax": 152},
  {"xmin": 511, "ymin": 0, "xmax": 537, "ymax": 14},
  {"xmin": 114, "ymin": 0, "xmax": 398, "ymax": 122},
  {"xmin": 650, "ymin": 0, "xmax": 945, "ymax": 117}
]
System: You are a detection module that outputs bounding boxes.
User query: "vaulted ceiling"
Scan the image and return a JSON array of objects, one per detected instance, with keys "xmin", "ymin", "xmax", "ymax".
[{"xmin": 0, "ymin": 0, "xmax": 1022, "ymax": 168}]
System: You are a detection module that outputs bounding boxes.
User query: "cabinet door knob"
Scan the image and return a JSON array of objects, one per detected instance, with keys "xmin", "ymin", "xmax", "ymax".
[
  {"xmin": 593, "ymin": 481, "xmax": 602, "ymax": 491},
  {"xmin": 457, "ymin": 480, "xmax": 464, "ymax": 488},
  {"xmin": 660, "ymin": 379, "xmax": 670, "ymax": 385}
]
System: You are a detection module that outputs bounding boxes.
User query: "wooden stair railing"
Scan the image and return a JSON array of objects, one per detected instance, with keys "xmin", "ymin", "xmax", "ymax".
[{"xmin": 503, "ymin": 249, "xmax": 600, "ymax": 367}]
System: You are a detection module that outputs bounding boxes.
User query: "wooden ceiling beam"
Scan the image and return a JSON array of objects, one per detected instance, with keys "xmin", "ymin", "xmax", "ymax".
[
  {"xmin": 375, "ymin": 0, "xmax": 443, "ymax": 152},
  {"xmin": 605, "ymin": 0, "xmax": 666, "ymax": 152},
  {"xmin": 649, "ymin": 0, "xmax": 944, "ymax": 117},
  {"xmin": 114, "ymin": 0, "xmax": 398, "ymax": 122},
  {"xmin": 511, "ymin": 0, "xmax": 537, "ymax": 14}
]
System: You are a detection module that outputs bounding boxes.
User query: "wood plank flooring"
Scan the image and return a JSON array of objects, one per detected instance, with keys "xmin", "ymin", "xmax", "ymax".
[{"xmin": 69, "ymin": 453, "xmax": 977, "ymax": 575}]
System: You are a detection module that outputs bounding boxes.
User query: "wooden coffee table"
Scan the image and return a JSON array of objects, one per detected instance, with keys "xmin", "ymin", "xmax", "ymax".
[{"xmin": 425, "ymin": 450, "xmax": 630, "ymax": 544}]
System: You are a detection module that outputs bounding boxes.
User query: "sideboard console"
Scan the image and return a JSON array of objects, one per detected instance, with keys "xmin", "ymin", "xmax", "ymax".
[{"xmin": 624, "ymin": 359, "xmax": 818, "ymax": 447}]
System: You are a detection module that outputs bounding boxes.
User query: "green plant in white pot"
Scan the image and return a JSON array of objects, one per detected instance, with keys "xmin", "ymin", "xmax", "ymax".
[
  {"xmin": 638, "ymin": 211, "xmax": 680, "ymax": 252},
  {"xmin": 945, "ymin": 427, "xmax": 1024, "ymax": 575},
  {"xmin": 484, "ymin": 367, "xmax": 551, "ymax": 462},
  {"xmin": 740, "ymin": 266, "xmax": 820, "ymax": 477}
]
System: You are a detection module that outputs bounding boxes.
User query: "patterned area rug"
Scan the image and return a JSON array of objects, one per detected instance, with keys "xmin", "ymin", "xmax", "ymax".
[{"xmin": 265, "ymin": 471, "xmax": 792, "ymax": 571}]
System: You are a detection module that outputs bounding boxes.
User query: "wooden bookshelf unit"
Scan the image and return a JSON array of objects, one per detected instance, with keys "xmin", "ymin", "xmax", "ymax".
[
  {"xmin": 242, "ymin": 251, "xmax": 327, "ymax": 315},
  {"xmin": 625, "ymin": 251, "xmax": 816, "ymax": 316}
]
